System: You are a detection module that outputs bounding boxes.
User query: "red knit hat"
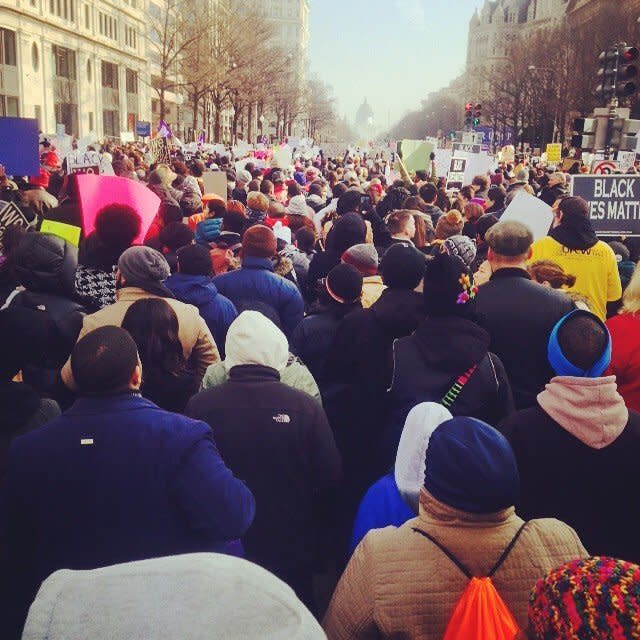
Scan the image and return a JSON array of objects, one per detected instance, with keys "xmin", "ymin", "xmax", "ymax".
[
  {"xmin": 42, "ymin": 152, "xmax": 60, "ymax": 168},
  {"xmin": 29, "ymin": 168, "xmax": 50, "ymax": 188},
  {"xmin": 242, "ymin": 225, "xmax": 277, "ymax": 259}
]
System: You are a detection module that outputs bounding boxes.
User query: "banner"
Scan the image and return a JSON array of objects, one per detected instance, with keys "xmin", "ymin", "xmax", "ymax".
[
  {"xmin": 571, "ymin": 175, "xmax": 640, "ymax": 236},
  {"xmin": 149, "ymin": 137, "xmax": 170, "ymax": 164},
  {"xmin": 546, "ymin": 143, "xmax": 562, "ymax": 164},
  {"xmin": 0, "ymin": 117, "xmax": 39, "ymax": 176},
  {"xmin": 66, "ymin": 150, "xmax": 101, "ymax": 175},
  {"xmin": 0, "ymin": 201, "xmax": 31, "ymax": 249}
]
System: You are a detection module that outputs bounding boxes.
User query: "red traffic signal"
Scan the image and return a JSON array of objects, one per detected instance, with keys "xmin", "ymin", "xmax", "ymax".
[
  {"xmin": 621, "ymin": 46, "xmax": 639, "ymax": 63},
  {"xmin": 465, "ymin": 102, "xmax": 473, "ymax": 111}
]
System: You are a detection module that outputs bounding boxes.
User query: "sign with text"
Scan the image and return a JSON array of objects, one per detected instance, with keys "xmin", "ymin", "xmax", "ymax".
[
  {"xmin": 446, "ymin": 157, "xmax": 467, "ymax": 190},
  {"xmin": 149, "ymin": 137, "xmax": 170, "ymax": 164},
  {"xmin": 452, "ymin": 142, "xmax": 481, "ymax": 154},
  {"xmin": 546, "ymin": 143, "xmax": 562, "ymax": 164},
  {"xmin": 571, "ymin": 175, "xmax": 640, "ymax": 236},
  {"xmin": 135, "ymin": 121, "xmax": 151, "ymax": 137},
  {"xmin": 65, "ymin": 151, "xmax": 101, "ymax": 175},
  {"xmin": 0, "ymin": 201, "xmax": 31, "ymax": 249}
]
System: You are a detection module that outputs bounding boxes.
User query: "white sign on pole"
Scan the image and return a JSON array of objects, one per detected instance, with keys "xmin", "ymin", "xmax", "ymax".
[{"xmin": 500, "ymin": 190, "xmax": 554, "ymax": 240}]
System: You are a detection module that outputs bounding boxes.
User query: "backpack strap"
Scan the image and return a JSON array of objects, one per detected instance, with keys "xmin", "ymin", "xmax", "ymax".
[
  {"xmin": 412, "ymin": 522, "xmax": 529, "ymax": 580},
  {"xmin": 441, "ymin": 364, "xmax": 478, "ymax": 409}
]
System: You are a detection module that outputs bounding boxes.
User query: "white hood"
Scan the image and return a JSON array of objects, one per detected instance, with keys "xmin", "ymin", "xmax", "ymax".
[
  {"xmin": 394, "ymin": 402, "xmax": 452, "ymax": 513},
  {"xmin": 225, "ymin": 310, "xmax": 289, "ymax": 372},
  {"xmin": 22, "ymin": 553, "xmax": 325, "ymax": 640}
]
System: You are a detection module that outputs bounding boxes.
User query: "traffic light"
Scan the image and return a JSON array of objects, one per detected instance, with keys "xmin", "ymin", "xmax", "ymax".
[
  {"xmin": 597, "ymin": 47, "xmax": 619, "ymax": 102},
  {"xmin": 597, "ymin": 45, "xmax": 639, "ymax": 103},
  {"xmin": 609, "ymin": 117, "xmax": 640, "ymax": 151},
  {"xmin": 571, "ymin": 117, "xmax": 598, "ymax": 149},
  {"xmin": 464, "ymin": 102, "xmax": 473, "ymax": 127},
  {"xmin": 473, "ymin": 103, "xmax": 482, "ymax": 127}
]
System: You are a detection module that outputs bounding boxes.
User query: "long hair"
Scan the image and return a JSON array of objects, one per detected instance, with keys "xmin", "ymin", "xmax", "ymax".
[
  {"xmin": 622, "ymin": 263, "xmax": 640, "ymax": 314},
  {"xmin": 122, "ymin": 298, "xmax": 186, "ymax": 377}
]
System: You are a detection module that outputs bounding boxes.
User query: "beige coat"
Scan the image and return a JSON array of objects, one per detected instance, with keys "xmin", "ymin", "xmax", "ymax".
[
  {"xmin": 61, "ymin": 287, "xmax": 219, "ymax": 388},
  {"xmin": 361, "ymin": 276, "xmax": 385, "ymax": 309},
  {"xmin": 323, "ymin": 492, "xmax": 587, "ymax": 639}
]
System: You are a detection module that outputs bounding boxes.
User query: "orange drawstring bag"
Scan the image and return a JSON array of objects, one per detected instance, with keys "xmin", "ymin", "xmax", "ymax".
[{"xmin": 413, "ymin": 523, "xmax": 527, "ymax": 640}]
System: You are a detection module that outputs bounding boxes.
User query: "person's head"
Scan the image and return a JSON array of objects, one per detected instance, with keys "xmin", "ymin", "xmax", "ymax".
[
  {"xmin": 70, "ymin": 326, "xmax": 141, "ymax": 395},
  {"xmin": 158, "ymin": 203, "xmax": 184, "ymax": 227},
  {"xmin": 387, "ymin": 210, "xmax": 416, "ymax": 240},
  {"xmin": 172, "ymin": 160, "xmax": 189, "ymax": 176},
  {"xmin": 528, "ymin": 557, "xmax": 640, "ymax": 640},
  {"xmin": 464, "ymin": 202, "xmax": 484, "ymax": 222},
  {"xmin": 459, "ymin": 185, "xmax": 474, "ymax": 204},
  {"xmin": 474, "ymin": 214, "xmax": 498, "ymax": 247},
  {"xmin": 548, "ymin": 310, "xmax": 611, "ymax": 377},
  {"xmin": 287, "ymin": 182, "xmax": 301, "ymax": 200},
  {"xmin": 394, "ymin": 402, "xmax": 452, "ymax": 514},
  {"xmin": 402, "ymin": 196, "xmax": 427, "ymax": 213},
  {"xmin": 323, "ymin": 263, "xmax": 363, "ymax": 308},
  {"xmin": 486, "ymin": 185, "xmax": 506, "ymax": 210},
  {"xmin": 308, "ymin": 181, "xmax": 324, "ymax": 198},
  {"xmin": 442, "ymin": 235, "xmax": 477, "ymax": 269},
  {"xmin": 246, "ymin": 191, "xmax": 270, "ymax": 213},
  {"xmin": 608, "ymin": 240, "xmax": 631, "ymax": 263},
  {"xmin": 337, "ymin": 188, "xmax": 362, "ymax": 215},
  {"xmin": 159, "ymin": 222, "xmax": 194, "ymax": 253},
  {"xmin": 434, "ymin": 210, "xmax": 465, "ymax": 240},
  {"xmin": 294, "ymin": 227, "xmax": 316, "ymax": 254},
  {"xmin": 226, "ymin": 199, "xmax": 246, "ymax": 216},
  {"xmin": 236, "ymin": 169, "xmax": 252, "ymax": 187},
  {"xmin": 419, "ymin": 182, "xmax": 438, "ymax": 205},
  {"xmin": 222, "ymin": 210, "xmax": 246, "ymax": 234},
  {"xmin": 122, "ymin": 298, "xmax": 185, "ymax": 378},
  {"xmin": 554, "ymin": 196, "xmax": 589, "ymax": 229},
  {"xmin": 247, "ymin": 179, "xmax": 260, "ymax": 192},
  {"xmin": 380, "ymin": 243, "xmax": 424, "ymax": 290},
  {"xmin": 331, "ymin": 182, "xmax": 348, "ymax": 201},
  {"xmin": 472, "ymin": 175, "xmax": 489, "ymax": 193},
  {"xmin": 621, "ymin": 262, "xmax": 640, "ymax": 314},
  {"xmin": 176, "ymin": 243, "xmax": 212, "ymax": 276},
  {"xmin": 241, "ymin": 225, "xmax": 277, "ymax": 260},
  {"xmin": 260, "ymin": 179, "xmax": 274, "ymax": 196},
  {"xmin": 148, "ymin": 164, "xmax": 176, "ymax": 187},
  {"xmin": 485, "ymin": 220, "xmax": 534, "ymax": 271},
  {"xmin": 117, "ymin": 246, "xmax": 171, "ymax": 295},
  {"xmin": 224, "ymin": 310, "xmax": 289, "ymax": 372},
  {"xmin": 206, "ymin": 197, "xmax": 227, "ymax": 219},
  {"xmin": 528, "ymin": 260, "xmax": 576, "ymax": 290},
  {"xmin": 421, "ymin": 416, "xmax": 519, "ymax": 514},
  {"xmin": 326, "ymin": 212, "xmax": 366, "ymax": 254},
  {"xmin": 341, "ymin": 243, "xmax": 379, "ymax": 277},
  {"xmin": 423, "ymin": 252, "xmax": 477, "ymax": 318},
  {"xmin": 548, "ymin": 171, "xmax": 566, "ymax": 187}
]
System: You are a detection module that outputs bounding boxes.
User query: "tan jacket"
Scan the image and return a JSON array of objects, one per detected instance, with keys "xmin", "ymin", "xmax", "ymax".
[
  {"xmin": 361, "ymin": 276, "xmax": 385, "ymax": 309},
  {"xmin": 323, "ymin": 493, "xmax": 587, "ymax": 639},
  {"xmin": 61, "ymin": 287, "xmax": 219, "ymax": 388}
]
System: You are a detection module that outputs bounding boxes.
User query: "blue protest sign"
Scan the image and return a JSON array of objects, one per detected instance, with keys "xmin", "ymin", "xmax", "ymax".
[
  {"xmin": 135, "ymin": 121, "xmax": 151, "ymax": 137},
  {"xmin": 0, "ymin": 117, "xmax": 39, "ymax": 177}
]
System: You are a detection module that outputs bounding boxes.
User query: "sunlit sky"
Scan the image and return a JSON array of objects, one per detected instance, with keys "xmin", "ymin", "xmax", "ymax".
[{"xmin": 307, "ymin": 0, "xmax": 483, "ymax": 129}]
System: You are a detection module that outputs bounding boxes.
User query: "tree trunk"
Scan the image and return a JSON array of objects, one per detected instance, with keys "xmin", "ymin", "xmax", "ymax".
[
  {"xmin": 214, "ymin": 106, "xmax": 221, "ymax": 143},
  {"xmin": 192, "ymin": 95, "xmax": 199, "ymax": 137},
  {"xmin": 247, "ymin": 102, "xmax": 253, "ymax": 143}
]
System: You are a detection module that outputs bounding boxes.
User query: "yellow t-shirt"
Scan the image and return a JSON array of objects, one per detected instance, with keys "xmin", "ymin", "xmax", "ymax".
[{"xmin": 529, "ymin": 236, "xmax": 622, "ymax": 320}]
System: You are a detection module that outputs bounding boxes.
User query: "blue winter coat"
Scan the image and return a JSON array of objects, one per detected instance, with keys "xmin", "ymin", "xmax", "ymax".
[
  {"xmin": 0, "ymin": 394, "xmax": 255, "ymax": 639},
  {"xmin": 349, "ymin": 472, "xmax": 414, "ymax": 556},
  {"xmin": 213, "ymin": 257, "xmax": 304, "ymax": 338},
  {"xmin": 165, "ymin": 273, "xmax": 237, "ymax": 358}
]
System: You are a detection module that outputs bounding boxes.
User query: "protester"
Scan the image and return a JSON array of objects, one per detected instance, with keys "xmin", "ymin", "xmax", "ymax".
[
  {"xmin": 418, "ymin": 182, "xmax": 444, "ymax": 226},
  {"xmin": 441, "ymin": 233, "xmax": 477, "ymax": 269},
  {"xmin": 538, "ymin": 171, "xmax": 567, "ymax": 206},
  {"xmin": 21, "ymin": 169, "xmax": 58, "ymax": 214},
  {"xmin": 341, "ymin": 243, "xmax": 384, "ymax": 308},
  {"xmin": 147, "ymin": 164, "xmax": 182, "ymax": 209},
  {"xmin": 323, "ymin": 416, "xmax": 587, "ymax": 639},
  {"xmin": 165, "ymin": 243, "xmax": 237, "ymax": 358},
  {"xmin": 475, "ymin": 221, "xmax": 575, "ymax": 409},
  {"xmin": 186, "ymin": 311, "xmax": 341, "ymax": 609},
  {"xmin": 500, "ymin": 310, "xmax": 640, "ymax": 563},
  {"xmin": 0, "ymin": 326, "xmax": 255, "ymax": 639},
  {"xmin": 608, "ymin": 240, "xmax": 635, "ymax": 292},
  {"xmin": 213, "ymin": 225, "xmax": 303, "ymax": 338},
  {"xmin": 61, "ymin": 245, "xmax": 219, "ymax": 388},
  {"xmin": 385, "ymin": 210, "xmax": 416, "ymax": 249},
  {"xmin": 530, "ymin": 196, "xmax": 622, "ymax": 320},
  {"xmin": 158, "ymin": 221, "xmax": 194, "ymax": 273}
]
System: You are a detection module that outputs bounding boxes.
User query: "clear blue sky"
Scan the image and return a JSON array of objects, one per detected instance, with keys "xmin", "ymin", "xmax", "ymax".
[{"xmin": 307, "ymin": 0, "xmax": 483, "ymax": 128}]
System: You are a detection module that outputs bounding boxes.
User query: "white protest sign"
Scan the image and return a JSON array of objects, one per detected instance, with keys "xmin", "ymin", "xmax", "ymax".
[
  {"xmin": 66, "ymin": 150, "xmax": 101, "ymax": 174},
  {"xmin": 272, "ymin": 144, "xmax": 293, "ymax": 169},
  {"xmin": 616, "ymin": 151, "xmax": 636, "ymax": 173},
  {"xmin": 120, "ymin": 131, "xmax": 135, "ymax": 143},
  {"xmin": 434, "ymin": 148, "xmax": 453, "ymax": 178},
  {"xmin": 500, "ymin": 190, "xmax": 553, "ymax": 240},
  {"xmin": 446, "ymin": 156, "xmax": 467, "ymax": 190}
]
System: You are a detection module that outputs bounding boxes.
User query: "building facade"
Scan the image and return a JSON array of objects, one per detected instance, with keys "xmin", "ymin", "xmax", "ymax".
[{"xmin": 0, "ymin": 0, "xmax": 151, "ymax": 137}]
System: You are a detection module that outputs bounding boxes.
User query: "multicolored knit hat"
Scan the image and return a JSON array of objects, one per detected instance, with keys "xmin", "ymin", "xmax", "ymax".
[{"xmin": 528, "ymin": 557, "xmax": 640, "ymax": 640}]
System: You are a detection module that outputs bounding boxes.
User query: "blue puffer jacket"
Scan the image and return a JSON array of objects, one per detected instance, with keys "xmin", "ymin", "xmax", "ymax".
[
  {"xmin": 213, "ymin": 257, "xmax": 304, "ymax": 338},
  {"xmin": 165, "ymin": 273, "xmax": 237, "ymax": 359}
]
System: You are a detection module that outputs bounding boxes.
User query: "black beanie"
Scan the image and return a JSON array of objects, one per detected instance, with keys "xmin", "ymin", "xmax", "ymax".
[
  {"xmin": 159, "ymin": 222, "xmax": 195, "ymax": 252},
  {"xmin": 326, "ymin": 263, "xmax": 363, "ymax": 304},
  {"xmin": 71, "ymin": 326, "xmax": 139, "ymax": 395},
  {"xmin": 177, "ymin": 243, "xmax": 212, "ymax": 276},
  {"xmin": 381, "ymin": 243, "xmax": 425, "ymax": 290},
  {"xmin": 423, "ymin": 252, "xmax": 477, "ymax": 318}
]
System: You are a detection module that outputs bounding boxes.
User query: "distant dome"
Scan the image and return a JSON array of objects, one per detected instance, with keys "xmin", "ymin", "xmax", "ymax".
[{"xmin": 355, "ymin": 98, "xmax": 374, "ymax": 128}]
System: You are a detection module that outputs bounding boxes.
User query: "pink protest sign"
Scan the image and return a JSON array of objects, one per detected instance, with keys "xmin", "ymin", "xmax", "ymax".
[{"xmin": 76, "ymin": 174, "xmax": 161, "ymax": 243}]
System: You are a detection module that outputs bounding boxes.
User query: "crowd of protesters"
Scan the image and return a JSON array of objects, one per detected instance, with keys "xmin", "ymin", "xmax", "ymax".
[{"xmin": 1, "ymin": 137, "xmax": 640, "ymax": 639}]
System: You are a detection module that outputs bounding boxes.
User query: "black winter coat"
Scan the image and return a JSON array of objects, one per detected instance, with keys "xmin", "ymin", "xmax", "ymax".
[
  {"xmin": 387, "ymin": 315, "xmax": 514, "ymax": 457},
  {"xmin": 475, "ymin": 269, "xmax": 575, "ymax": 409},
  {"xmin": 185, "ymin": 365, "xmax": 341, "ymax": 584},
  {"xmin": 499, "ymin": 407, "xmax": 640, "ymax": 564}
]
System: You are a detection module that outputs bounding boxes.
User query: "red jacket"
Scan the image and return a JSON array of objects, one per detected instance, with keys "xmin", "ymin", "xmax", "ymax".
[{"xmin": 606, "ymin": 312, "xmax": 640, "ymax": 411}]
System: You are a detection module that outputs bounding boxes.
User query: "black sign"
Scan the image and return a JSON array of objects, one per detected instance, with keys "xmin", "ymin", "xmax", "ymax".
[
  {"xmin": 0, "ymin": 201, "xmax": 30, "ymax": 249},
  {"xmin": 571, "ymin": 175, "xmax": 640, "ymax": 236},
  {"xmin": 452, "ymin": 143, "xmax": 481, "ymax": 154}
]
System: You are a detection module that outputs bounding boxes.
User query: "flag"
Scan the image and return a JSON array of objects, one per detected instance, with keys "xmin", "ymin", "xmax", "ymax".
[
  {"xmin": 157, "ymin": 120, "xmax": 172, "ymax": 139},
  {"xmin": 197, "ymin": 131, "xmax": 205, "ymax": 145}
]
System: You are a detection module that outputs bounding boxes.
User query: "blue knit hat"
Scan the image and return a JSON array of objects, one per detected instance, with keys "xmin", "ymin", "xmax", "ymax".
[
  {"xmin": 424, "ymin": 417, "xmax": 520, "ymax": 513},
  {"xmin": 195, "ymin": 218, "xmax": 222, "ymax": 245}
]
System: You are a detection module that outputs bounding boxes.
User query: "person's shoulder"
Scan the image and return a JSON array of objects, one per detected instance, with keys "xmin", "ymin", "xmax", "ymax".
[{"xmin": 523, "ymin": 518, "xmax": 584, "ymax": 551}]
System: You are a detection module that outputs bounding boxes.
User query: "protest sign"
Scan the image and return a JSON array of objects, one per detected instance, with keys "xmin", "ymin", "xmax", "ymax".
[
  {"xmin": 149, "ymin": 137, "xmax": 170, "ymax": 164},
  {"xmin": 562, "ymin": 158, "xmax": 582, "ymax": 172},
  {"xmin": 434, "ymin": 149, "xmax": 453, "ymax": 179},
  {"xmin": 65, "ymin": 150, "xmax": 101, "ymax": 175},
  {"xmin": 546, "ymin": 143, "xmax": 562, "ymax": 164},
  {"xmin": 398, "ymin": 139, "xmax": 435, "ymax": 174},
  {"xmin": 76, "ymin": 174, "xmax": 161, "ymax": 242},
  {"xmin": 0, "ymin": 117, "xmax": 39, "ymax": 177},
  {"xmin": 571, "ymin": 175, "xmax": 640, "ymax": 236},
  {"xmin": 591, "ymin": 160, "xmax": 619, "ymax": 175},
  {"xmin": 616, "ymin": 150, "xmax": 636, "ymax": 173},
  {"xmin": 135, "ymin": 121, "xmax": 151, "ymax": 137},
  {"xmin": 446, "ymin": 157, "xmax": 467, "ymax": 191},
  {"xmin": 202, "ymin": 171, "xmax": 228, "ymax": 201},
  {"xmin": 452, "ymin": 142, "xmax": 481, "ymax": 154},
  {"xmin": 272, "ymin": 144, "xmax": 293, "ymax": 169},
  {"xmin": 40, "ymin": 219, "xmax": 81, "ymax": 247},
  {"xmin": 120, "ymin": 131, "xmax": 135, "ymax": 143},
  {"xmin": 0, "ymin": 201, "xmax": 31, "ymax": 249},
  {"xmin": 500, "ymin": 190, "xmax": 553, "ymax": 240}
]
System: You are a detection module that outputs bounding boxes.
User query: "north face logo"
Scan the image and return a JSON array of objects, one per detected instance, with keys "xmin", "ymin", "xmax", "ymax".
[{"xmin": 272, "ymin": 414, "xmax": 291, "ymax": 423}]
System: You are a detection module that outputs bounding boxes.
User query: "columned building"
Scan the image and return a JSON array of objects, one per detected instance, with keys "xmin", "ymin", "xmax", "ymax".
[{"xmin": 0, "ymin": 0, "xmax": 151, "ymax": 137}]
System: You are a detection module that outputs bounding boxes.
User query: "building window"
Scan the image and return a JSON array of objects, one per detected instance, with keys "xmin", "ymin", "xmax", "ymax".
[
  {"xmin": 88, "ymin": 111, "xmax": 94, "ymax": 131},
  {"xmin": 125, "ymin": 68, "xmax": 137, "ymax": 94},
  {"xmin": 0, "ymin": 95, "xmax": 19, "ymax": 116},
  {"xmin": 31, "ymin": 43, "xmax": 39, "ymax": 72},
  {"xmin": 84, "ymin": 4, "xmax": 90, "ymax": 29},
  {"xmin": 103, "ymin": 109, "xmax": 119, "ymax": 137},
  {"xmin": 55, "ymin": 102, "xmax": 78, "ymax": 136},
  {"xmin": 98, "ymin": 12, "xmax": 118, "ymax": 41},
  {"xmin": 87, "ymin": 58, "xmax": 92, "ymax": 82},
  {"xmin": 102, "ymin": 61, "xmax": 119, "ymax": 89},
  {"xmin": 49, "ymin": 0, "xmax": 75, "ymax": 21},
  {"xmin": 34, "ymin": 105, "xmax": 42, "ymax": 127},
  {"xmin": 125, "ymin": 26, "xmax": 137, "ymax": 50},
  {"xmin": 53, "ymin": 45, "xmax": 76, "ymax": 79},
  {"xmin": 0, "ymin": 29, "xmax": 17, "ymax": 66}
]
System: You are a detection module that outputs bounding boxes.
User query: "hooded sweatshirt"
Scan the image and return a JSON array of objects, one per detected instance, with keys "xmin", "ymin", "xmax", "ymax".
[{"xmin": 348, "ymin": 403, "xmax": 452, "ymax": 555}]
